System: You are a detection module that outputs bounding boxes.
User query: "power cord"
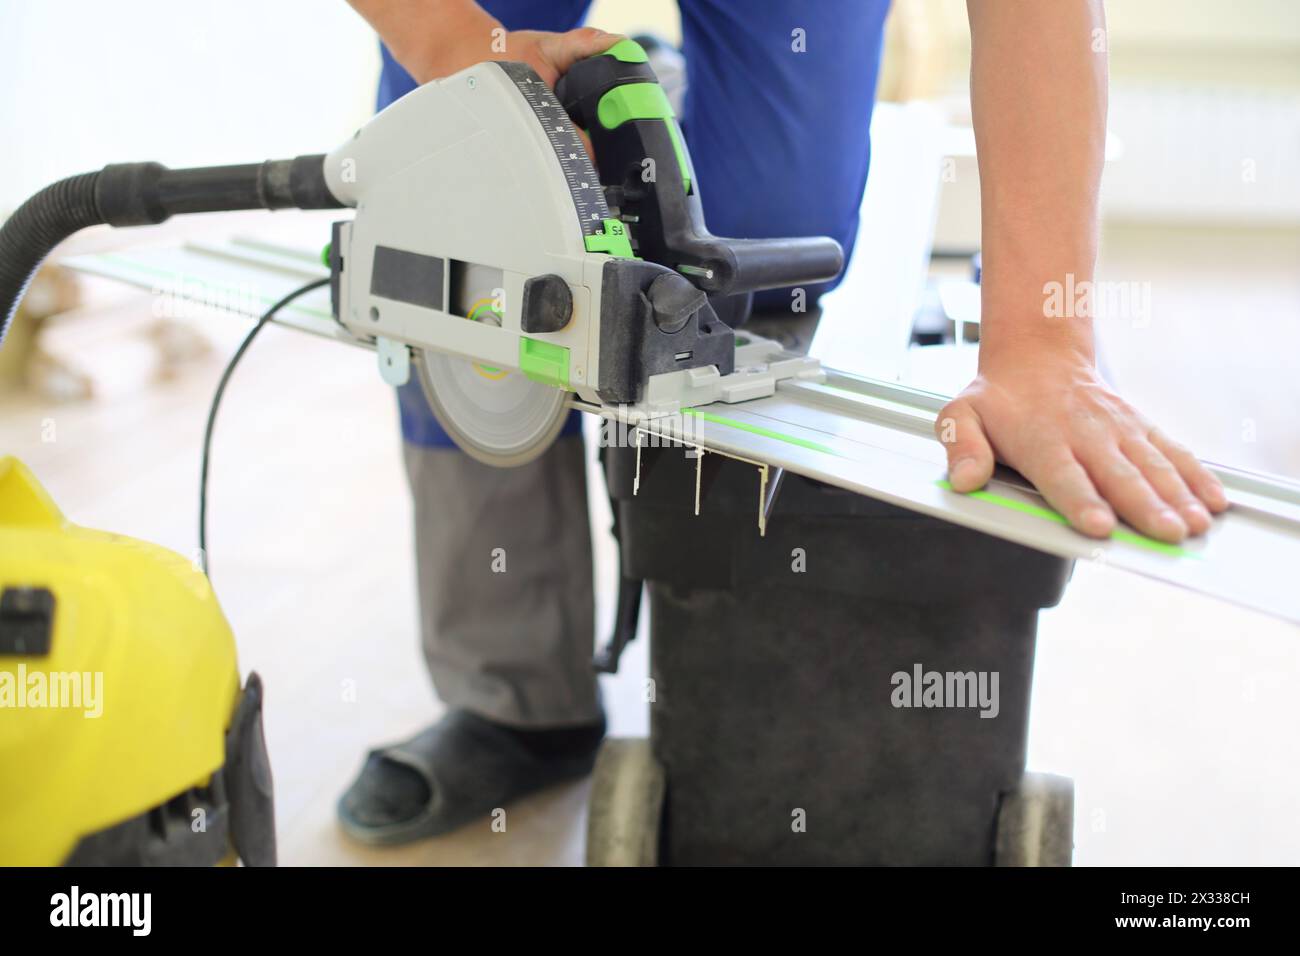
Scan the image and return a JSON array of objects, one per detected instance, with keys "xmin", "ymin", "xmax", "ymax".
[{"xmin": 199, "ymin": 277, "xmax": 331, "ymax": 576}]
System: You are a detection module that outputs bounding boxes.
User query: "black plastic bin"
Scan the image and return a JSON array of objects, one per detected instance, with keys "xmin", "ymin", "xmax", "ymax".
[{"xmin": 601, "ymin": 442, "xmax": 1073, "ymax": 866}]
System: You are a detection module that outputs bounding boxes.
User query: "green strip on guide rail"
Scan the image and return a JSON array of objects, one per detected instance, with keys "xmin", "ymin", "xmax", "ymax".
[
  {"xmin": 682, "ymin": 407, "xmax": 842, "ymax": 458},
  {"xmin": 936, "ymin": 480, "xmax": 1201, "ymax": 558}
]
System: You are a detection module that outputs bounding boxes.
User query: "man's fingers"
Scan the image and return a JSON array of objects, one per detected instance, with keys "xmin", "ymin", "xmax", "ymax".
[
  {"xmin": 1121, "ymin": 436, "xmax": 1212, "ymax": 535},
  {"xmin": 1021, "ymin": 452, "xmax": 1115, "ymax": 538},
  {"xmin": 538, "ymin": 28, "xmax": 623, "ymax": 77},
  {"xmin": 935, "ymin": 401, "xmax": 995, "ymax": 492},
  {"xmin": 1148, "ymin": 427, "xmax": 1229, "ymax": 514},
  {"xmin": 1080, "ymin": 445, "xmax": 1189, "ymax": 543}
]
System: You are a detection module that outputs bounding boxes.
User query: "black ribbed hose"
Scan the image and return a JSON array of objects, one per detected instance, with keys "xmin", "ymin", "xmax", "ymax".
[
  {"xmin": 0, "ymin": 155, "xmax": 342, "ymax": 347},
  {"xmin": 0, "ymin": 172, "xmax": 104, "ymax": 346}
]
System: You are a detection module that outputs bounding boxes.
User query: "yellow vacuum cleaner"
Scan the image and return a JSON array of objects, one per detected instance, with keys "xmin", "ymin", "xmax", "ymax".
[{"xmin": 0, "ymin": 456, "xmax": 274, "ymax": 865}]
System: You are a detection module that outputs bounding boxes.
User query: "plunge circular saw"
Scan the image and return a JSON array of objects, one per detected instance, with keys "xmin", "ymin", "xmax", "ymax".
[
  {"xmin": 323, "ymin": 39, "xmax": 842, "ymax": 463},
  {"xmin": 0, "ymin": 38, "xmax": 844, "ymax": 466}
]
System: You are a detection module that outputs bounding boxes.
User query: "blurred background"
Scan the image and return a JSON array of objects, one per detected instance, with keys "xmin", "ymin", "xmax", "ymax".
[{"xmin": 1, "ymin": 0, "xmax": 1297, "ymax": 866}]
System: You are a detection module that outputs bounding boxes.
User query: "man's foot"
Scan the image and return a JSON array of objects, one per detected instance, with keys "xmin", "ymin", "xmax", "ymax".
[{"xmin": 336, "ymin": 709, "xmax": 605, "ymax": 846}]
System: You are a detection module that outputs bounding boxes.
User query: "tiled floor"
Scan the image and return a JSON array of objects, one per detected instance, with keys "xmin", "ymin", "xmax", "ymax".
[{"xmin": 3, "ymin": 221, "xmax": 1296, "ymax": 865}]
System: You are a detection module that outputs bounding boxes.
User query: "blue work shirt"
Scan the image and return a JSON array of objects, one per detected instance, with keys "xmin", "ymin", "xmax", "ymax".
[{"xmin": 377, "ymin": 0, "xmax": 891, "ymax": 448}]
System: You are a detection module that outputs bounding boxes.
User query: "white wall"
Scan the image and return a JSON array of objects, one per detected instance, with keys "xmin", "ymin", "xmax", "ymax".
[{"xmin": 0, "ymin": 0, "xmax": 379, "ymax": 209}]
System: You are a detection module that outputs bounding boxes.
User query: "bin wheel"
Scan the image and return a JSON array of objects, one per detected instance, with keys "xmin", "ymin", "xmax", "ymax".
[
  {"xmin": 585, "ymin": 737, "xmax": 665, "ymax": 867},
  {"xmin": 994, "ymin": 772, "xmax": 1075, "ymax": 866}
]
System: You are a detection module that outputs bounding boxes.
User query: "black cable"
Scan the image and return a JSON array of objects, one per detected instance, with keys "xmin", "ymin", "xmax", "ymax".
[{"xmin": 198, "ymin": 277, "xmax": 331, "ymax": 577}]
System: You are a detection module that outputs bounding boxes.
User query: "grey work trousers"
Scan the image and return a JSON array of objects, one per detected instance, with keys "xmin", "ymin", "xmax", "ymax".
[{"xmin": 402, "ymin": 433, "xmax": 601, "ymax": 728}]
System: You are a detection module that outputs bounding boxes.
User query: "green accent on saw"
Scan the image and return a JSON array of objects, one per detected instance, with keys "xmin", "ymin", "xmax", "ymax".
[
  {"xmin": 597, "ymin": 82, "xmax": 673, "ymax": 129},
  {"xmin": 584, "ymin": 218, "xmax": 635, "ymax": 259},
  {"xmin": 600, "ymin": 38, "xmax": 649, "ymax": 63},
  {"xmin": 664, "ymin": 123, "xmax": 692, "ymax": 194},
  {"xmin": 519, "ymin": 337, "xmax": 570, "ymax": 388},
  {"xmin": 595, "ymin": 83, "xmax": 691, "ymax": 193},
  {"xmin": 682, "ymin": 408, "xmax": 842, "ymax": 458},
  {"xmin": 935, "ymin": 480, "xmax": 1201, "ymax": 559},
  {"xmin": 467, "ymin": 303, "xmax": 501, "ymax": 322},
  {"xmin": 321, "ymin": 243, "xmax": 331, "ymax": 267}
]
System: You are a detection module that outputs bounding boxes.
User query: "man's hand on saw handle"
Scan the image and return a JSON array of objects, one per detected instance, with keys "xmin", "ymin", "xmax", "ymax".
[{"xmin": 347, "ymin": 0, "xmax": 622, "ymax": 87}]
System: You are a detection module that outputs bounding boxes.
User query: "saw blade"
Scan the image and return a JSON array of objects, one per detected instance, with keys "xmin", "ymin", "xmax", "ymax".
[{"xmin": 415, "ymin": 348, "xmax": 570, "ymax": 467}]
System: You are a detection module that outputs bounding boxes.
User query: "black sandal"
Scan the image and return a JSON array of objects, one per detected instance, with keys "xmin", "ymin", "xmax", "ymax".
[{"xmin": 337, "ymin": 710, "xmax": 603, "ymax": 845}]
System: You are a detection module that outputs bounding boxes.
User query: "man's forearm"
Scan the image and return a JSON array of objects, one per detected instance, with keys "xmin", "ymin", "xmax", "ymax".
[{"xmin": 967, "ymin": 0, "xmax": 1107, "ymax": 364}]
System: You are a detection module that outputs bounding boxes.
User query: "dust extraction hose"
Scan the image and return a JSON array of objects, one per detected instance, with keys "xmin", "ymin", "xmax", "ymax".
[{"xmin": 0, "ymin": 155, "xmax": 342, "ymax": 347}]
